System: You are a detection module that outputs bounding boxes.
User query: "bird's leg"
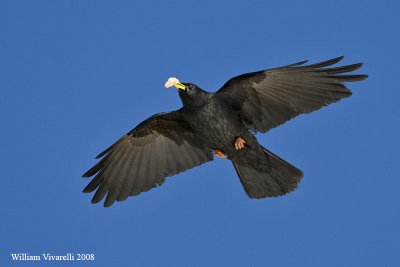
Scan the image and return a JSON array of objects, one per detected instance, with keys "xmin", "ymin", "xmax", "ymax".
[
  {"xmin": 214, "ymin": 149, "xmax": 227, "ymax": 158},
  {"xmin": 234, "ymin": 137, "xmax": 246, "ymax": 150}
]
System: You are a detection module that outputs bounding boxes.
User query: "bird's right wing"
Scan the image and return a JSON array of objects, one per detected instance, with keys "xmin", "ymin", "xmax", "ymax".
[
  {"xmin": 216, "ymin": 56, "xmax": 368, "ymax": 133},
  {"xmin": 82, "ymin": 111, "xmax": 213, "ymax": 207}
]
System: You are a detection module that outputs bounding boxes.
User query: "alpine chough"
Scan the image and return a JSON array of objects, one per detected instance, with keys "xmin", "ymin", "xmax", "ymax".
[{"xmin": 83, "ymin": 56, "xmax": 367, "ymax": 207}]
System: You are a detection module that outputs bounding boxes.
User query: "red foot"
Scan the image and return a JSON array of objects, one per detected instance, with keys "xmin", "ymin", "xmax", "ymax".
[
  {"xmin": 214, "ymin": 149, "xmax": 227, "ymax": 158},
  {"xmin": 234, "ymin": 137, "xmax": 246, "ymax": 150}
]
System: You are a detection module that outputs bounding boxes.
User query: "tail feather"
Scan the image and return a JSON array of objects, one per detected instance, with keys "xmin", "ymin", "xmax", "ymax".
[{"xmin": 232, "ymin": 147, "xmax": 303, "ymax": 198}]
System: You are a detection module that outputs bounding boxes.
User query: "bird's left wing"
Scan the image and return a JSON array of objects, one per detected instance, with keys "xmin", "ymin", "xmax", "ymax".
[
  {"xmin": 216, "ymin": 56, "xmax": 368, "ymax": 133},
  {"xmin": 82, "ymin": 111, "xmax": 213, "ymax": 207}
]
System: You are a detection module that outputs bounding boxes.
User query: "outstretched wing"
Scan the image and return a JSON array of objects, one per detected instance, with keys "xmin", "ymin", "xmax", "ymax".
[
  {"xmin": 82, "ymin": 111, "xmax": 213, "ymax": 207},
  {"xmin": 216, "ymin": 56, "xmax": 368, "ymax": 133}
]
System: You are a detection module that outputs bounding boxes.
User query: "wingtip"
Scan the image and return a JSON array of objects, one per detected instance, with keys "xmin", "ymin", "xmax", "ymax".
[
  {"xmin": 299, "ymin": 56, "xmax": 345, "ymax": 69},
  {"xmin": 350, "ymin": 62, "xmax": 363, "ymax": 71},
  {"xmin": 285, "ymin": 60, "xmax": 309, "ymax": 67},
  {"xmin": 325, "ymin": 55, "xmax": 345, "ymax": 65},
  {"xmin": 82, "ymin": 185, "xmax": 94, "ymax": 193},
  {"xmin": 359, "ymin": 74, "xmax": 369, "ymax": 81},
  {"xmin": 95, "ymin": 144, "xmax": 116, "ymax": 159},
  {"xmin": 91, "ymin": 197, "xmax": 101, "ymax": 205},
  {"xmin": 82, "ymin": 171, "xmax": 91, "ymax": 178},
  {"xmin": 329, "ymin": 55, "xmax": 345, "ymax": 65},
  {"xmin": 103, "ymin": 201, "xmax": 114, "ymax": 208},
  {"xmin": 82, "ymin": 166, "xmax": 99, "ymax": 178}
]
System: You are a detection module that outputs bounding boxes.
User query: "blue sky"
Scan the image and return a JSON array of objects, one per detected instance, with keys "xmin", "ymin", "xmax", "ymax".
[{"xmin": 1, "ymin": 0, "xmax": 399, "ymax": 266}]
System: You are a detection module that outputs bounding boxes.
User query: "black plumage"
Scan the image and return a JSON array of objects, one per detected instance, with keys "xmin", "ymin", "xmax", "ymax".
[{"xmin": 83, "ymin": 56, "xmax": 367, "ymax": 207}]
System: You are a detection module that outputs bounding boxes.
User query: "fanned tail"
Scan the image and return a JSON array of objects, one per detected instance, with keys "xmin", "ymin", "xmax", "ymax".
[{"xmin": 232, "ymin": 147, "xmax": 303, "ymax": 198}]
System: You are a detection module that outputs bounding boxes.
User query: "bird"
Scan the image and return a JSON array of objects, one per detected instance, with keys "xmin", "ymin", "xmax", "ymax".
[{"xmin": 82, "ymin": 56, "xmax": 367, "ymax": 207}]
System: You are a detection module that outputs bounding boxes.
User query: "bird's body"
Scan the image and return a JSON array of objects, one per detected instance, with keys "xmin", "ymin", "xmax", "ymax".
[
  {"xmin": 83, "ymin": 56, "xmax": 367, "ymax": 207},
  {"xmin": 181, "ymin": 93, "xmax": 268, "ymax": 171},
  {"xmin": 179, "ymin": 90, "xmax": 302, "ymax": 197},
  {"xmin": 181, "ymin": 93, "xmax": 245, "ymax": 155}
]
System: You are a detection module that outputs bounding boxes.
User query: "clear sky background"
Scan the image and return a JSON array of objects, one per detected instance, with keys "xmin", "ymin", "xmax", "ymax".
[{"xmin": 1, "ymin": 0, "xmax": 399, "ymax": 266}]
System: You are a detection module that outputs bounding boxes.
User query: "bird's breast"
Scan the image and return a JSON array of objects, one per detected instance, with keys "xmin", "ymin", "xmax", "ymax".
[{"xmin": 183, "ymin": 97, "xmax": 246, "ymax": 152}]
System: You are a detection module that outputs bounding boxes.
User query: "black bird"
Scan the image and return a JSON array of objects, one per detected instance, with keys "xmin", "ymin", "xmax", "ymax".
[{"xmin": 83, "ymin": 56, "xmax": 367, "ymax": 207}]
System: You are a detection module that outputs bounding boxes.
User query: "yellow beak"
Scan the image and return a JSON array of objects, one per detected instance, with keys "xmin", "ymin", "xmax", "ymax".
[{"xmin": 173, "ymin": 82, "xmax": 186, "ymax": 90}]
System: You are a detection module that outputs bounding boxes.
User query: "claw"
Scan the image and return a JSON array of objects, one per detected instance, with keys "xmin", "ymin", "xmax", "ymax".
[
  {"xmin": 234, "ymin": 137, "xmax": 246, "ymax": 150},
  {"xmin": 214, "ymin": 149, "xmax": 227, "ymax": 158}
]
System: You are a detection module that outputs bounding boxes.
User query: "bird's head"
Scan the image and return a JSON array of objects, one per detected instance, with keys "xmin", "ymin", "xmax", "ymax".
[{"xmin": 165, "ymin": 77, "xmax": 208, "ymax": 108}]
